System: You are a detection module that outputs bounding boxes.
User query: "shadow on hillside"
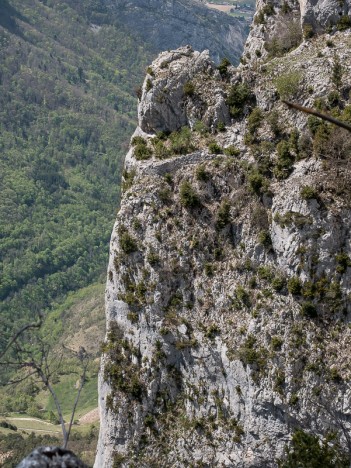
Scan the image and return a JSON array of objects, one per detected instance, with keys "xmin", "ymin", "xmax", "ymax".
[{"xmin": 0, "ymin": 0, "xmax": 26, "ymax": 38}]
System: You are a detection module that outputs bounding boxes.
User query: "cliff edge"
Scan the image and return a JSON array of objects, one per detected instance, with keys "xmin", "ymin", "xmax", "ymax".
[{"xmin": 95, "ymin": 5, "xmax": 351, "ymax": 466}]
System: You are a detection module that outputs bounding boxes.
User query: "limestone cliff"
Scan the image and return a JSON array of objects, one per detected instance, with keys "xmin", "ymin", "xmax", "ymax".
[
  {"xmin": 243, "ymin": 0, "xmax": 351, "ymax": 62},
  {"xmin": 102, "ymin": 0, "xmax": 248, "ymax": 64},
  {"xmin": 95, "ymin": 6, "xmax": 351, "ymax": 466}
]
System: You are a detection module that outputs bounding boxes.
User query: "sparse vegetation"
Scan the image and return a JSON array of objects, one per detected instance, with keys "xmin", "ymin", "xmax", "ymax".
[
  {"xmin": 275, "ymin": 71, "xmax": 302, "ymax": 100},
  {"xmin": 288, "ymin": 277, "xmax": 302, "ymax": 295},
  {"xmin": 279, "ymin": 430, "xmax": 348, "ymax": 467},
  {"xmin": 227, "ymin": 82, "xmax": 255, "ymax": 118},
  {"xmin": 217, "ymin": 57, "xmax": 231, "ymax": 77},
  {"xmin": 196, "ymin": 164, "xmax": 210, "ymax": 181},
  {"xmin": 183, "ymin": 81, "xmax": 195, "ymax": 96},
  {"xmin": 216, "ymin": 200, "xmax": 231, "ymax": 229},
  {"xmin": 179, "ymin": 181, "xmax": 200, "ymax": 208}
]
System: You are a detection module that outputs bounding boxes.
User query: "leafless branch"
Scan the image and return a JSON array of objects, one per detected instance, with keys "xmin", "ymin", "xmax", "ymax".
[
  {"xmin": 0, "ymin": 319, "xmax": 42, "ymax": 360},
  {"xmin": 283, "ymin": 100, "xmax": 351, "ymax": 132}
]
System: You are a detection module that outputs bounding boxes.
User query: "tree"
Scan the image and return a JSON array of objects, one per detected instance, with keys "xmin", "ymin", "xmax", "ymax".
[{"xmin": 0, "ymin": 320, "xmax": 91, "ymax": 449}]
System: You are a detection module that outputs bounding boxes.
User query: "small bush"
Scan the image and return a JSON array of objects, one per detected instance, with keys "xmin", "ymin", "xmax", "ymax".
[
  {"xmin": 236, "ymin": 286, "xmax": 251, "ymax": 307},
  {"xmin": 179, "ymin": 181, "xmax": 200, "ymax": 208},
  {"xmin": 337, "ymin": 15, "xmax": 351, "ymax": 31},
  {"xmin": 268, "ymin": 110, "xmax": 281, "ymax": 136},
  {"xmin": 216, "ymin": 200, "xmax": 231, "ymax": 229},
  {"xmin": 127, "ymin": 311, "xmax": 138, "ymax": 323},
  {"xmin": 328, "ymin": 90, "xmax": 340, "ymax": 107},
  {"xmin": 224, "ymin": 145, "xmax": 240, "ymax": 156},
  {"xmin": 275, "ymin": 71, "xmax": 302, "ymax": 100},
  {"xmin": 134, "ymin": 143, "xmax": 152, "ymax": 161},
  {"xmin": 262, "ymin": 3, "xmax": 275, "ymax": 15},
  {"xmin": 204, "ymin": 324, "xmax": 220, "ymax": 339},
  {"xmin": 248, "ymin": 171, "xmax": 264, "ymax": 194},
  {"xmin": 247, "ymin": 107, "xmax": 264, "ymax": 135},
  {"xmin": 217, "ymin": 57, "xmax": 231, "ymax": 76},
  {"xmin": 227, "ymin": 82, "xmax": 254, "ymax": 118},
  {"xmin": 271, "ymin": 276, "xmax": 286, "ymax": 292},
  {"xmin": 274, "ymin": 141, "xmax": 294, "ymax": 179},
  {"xmin": 335, "ymin": 252, "xmax": 351, "ymax": 274},
  {"xmin": 205, "ymin": 262, "xmax": 215, "ymax": 276},
  {"xmin": 254, "ymin": 10, "xmax": 265, "ymax": 25},
  {"xmin": 271, "ymin": 336, "xmax": 283, "ymax": 351},
  {"xmin": 193, "ymin": 120, "xmax": 208, "ymax": 135},
  {"xmin": 301, "ymin": 301, "xmax": 317, "ymax": 318},
  {"xmin": 281, "ymin": 1, "xmax": 291, "ymax": 14},
  {"xmin": 196, "ymin": 164, "xmax": 210, "ymax": 181},
  {"xmin": 183, "ymin": 81, "xmax": 195, "ymax": 96},
  {"xmin": 208, "ymin": 141, "xmax": 222, "ymax": 154},
  {"xmin": 131, "ymin": 136, "xmax": 147, "ymax": 146},
  {"xmin": 258, "ymin": 230, "xmax": 272, "ymax": 248},
  {"xmin": 279, "ymin": 429, "xmax": 349, "ymax": 467},
  {"xmin": 303, "ymin": 23, "xmax": 314, "ymax": 38},
  {"xmin": 217, "ymin": 121, "xmax": 226, "ymax": 132},
  {"xmin": 159, "ymin": 187, "xmax": 172, "ymax": 203},
  {"xmin": 122, "ymin": 169, "xmax": 136, "ymax": 192},
  {"xmin": 289, "ymin": 394, "xmax": 299, "ymax": 406},
  {"xmin": 147, "ymin": 250, "xmax": 160, "ymax": 266},
  {"xmin": 154, "ymin": 141, "xmax": 170, "ymax": 159},
  {"xmin": 145, "ymin": 78, "xmax": 153, "ymax": 92},
  {"xmin": 287, "ymin": 276, "xmax": 302, "ymax": 295},
  {"xmin": 258, "ymin": 265, "xmax": 274, "ymax": 281},
  {"xmin": 119, "ymin": 230, "xmax": 138, "ymax": 254},
  {"xmin": 170, "ymin": 127, "xmax": 193, "ymax": 155},
  {"xmin": 300, "ymin": 185, "xmax": 318, "ymax": 200},
  {"xmin": 332, "ymin": 55, "xmax": 343, "ymax": 88}
]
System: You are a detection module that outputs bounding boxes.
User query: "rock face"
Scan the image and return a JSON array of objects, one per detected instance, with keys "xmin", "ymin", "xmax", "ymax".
[
  {"xmin": 243, "ymin": 0, "xmax": 351, "ymax": 63},
  {"xmin": 103, "ymin": 0, "xmax": 249, "ymax": 64},
  {"xmin": 138, "ymin": 46, "xmax": 231, "ymax": 134},
  {"xmin": 95, "ymin": 4, "xmax": 351, "ymax": 467}
]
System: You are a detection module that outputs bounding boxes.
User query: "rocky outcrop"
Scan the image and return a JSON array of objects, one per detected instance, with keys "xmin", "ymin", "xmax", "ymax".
[
  {"xmin": 138, "ymin": 46, "xmax": 231, "ymax": 134},
  {"xmin": 103, "ymin": 0, "xmax": 249, "ymax": 64},
  {"xmin": 243, "ymin": 0, "xmax": 351, "ymax": 64},
  {"xmin": 96, "ymin": 5, "xmax": 351, "ymax": 468}
]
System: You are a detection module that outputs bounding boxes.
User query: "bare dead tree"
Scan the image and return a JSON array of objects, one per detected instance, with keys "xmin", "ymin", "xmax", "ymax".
[{"xmin": 0, "ymin": 323, "xmax": 91, "ymax": 449}]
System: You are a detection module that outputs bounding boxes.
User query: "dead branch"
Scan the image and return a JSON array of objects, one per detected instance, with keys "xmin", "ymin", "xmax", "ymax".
[{"xmin": 283, "ymin": 100, "xmax": 351, "ymax": 132}]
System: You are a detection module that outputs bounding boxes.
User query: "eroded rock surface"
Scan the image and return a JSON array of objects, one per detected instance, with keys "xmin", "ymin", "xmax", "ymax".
[{"xmin": 95, "ymin": 4, "xmax": 351, "ymax": 467}]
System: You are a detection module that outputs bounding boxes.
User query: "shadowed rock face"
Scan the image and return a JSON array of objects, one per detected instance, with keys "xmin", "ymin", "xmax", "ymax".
[
  {"xmin": 17, "ymin": 446, "xmax": 87, "ymax": 468},
  {"xmin": 103, "ymin": 0, "xmax": 249, "ymax": 64}
]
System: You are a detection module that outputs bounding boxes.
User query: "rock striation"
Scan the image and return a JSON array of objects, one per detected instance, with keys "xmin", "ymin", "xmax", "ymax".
[
  {"xmin": 103, "ymin": 0, "xmax": 249, "ymax": 64},
  {"xmin": 95, "ymin": 2, "xmax": 351, "ymax": 466}
]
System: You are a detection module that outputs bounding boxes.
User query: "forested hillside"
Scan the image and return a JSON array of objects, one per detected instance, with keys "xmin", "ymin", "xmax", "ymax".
[{"xmin": 0, "ymin": 0, "xmax": 153, "ymax": 354}]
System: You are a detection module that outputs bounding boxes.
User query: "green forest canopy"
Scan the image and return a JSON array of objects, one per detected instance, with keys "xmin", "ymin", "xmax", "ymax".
[{"xmin": 0, "ymin": 0, "xmax": 153, "ymax": 353}]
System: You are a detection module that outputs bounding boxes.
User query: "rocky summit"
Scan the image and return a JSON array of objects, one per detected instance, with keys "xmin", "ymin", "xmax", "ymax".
[{"xmin": 95, "ymin": 1, "xmax": 351, "ymax": 465}]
